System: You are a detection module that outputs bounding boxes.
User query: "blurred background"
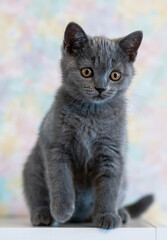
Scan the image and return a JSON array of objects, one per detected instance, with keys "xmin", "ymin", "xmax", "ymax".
[{"xmin": 0, "ymin": 0, "xmax": 166, "ymax": 222}]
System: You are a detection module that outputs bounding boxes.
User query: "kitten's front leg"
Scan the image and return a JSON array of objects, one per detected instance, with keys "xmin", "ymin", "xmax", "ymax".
[
  {"xmin": 92, "ymin": 150, "xmax": 123, "ymax": 229},
  {"xmin": 44, "ymin": 146, "xmax": 75, "ymax": 223}
]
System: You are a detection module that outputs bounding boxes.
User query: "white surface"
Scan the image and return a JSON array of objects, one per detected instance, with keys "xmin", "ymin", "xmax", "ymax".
[
  {"xmin": 0, "ymin": 217, "xmax": 166, "ymax": 240},
  {"xmin": 0, "ymin": 228, "xmax": 156, "ymax": 240},
  {"xmin": 157, "ymin": 228, "xmax": 167, "ymax": 240}
]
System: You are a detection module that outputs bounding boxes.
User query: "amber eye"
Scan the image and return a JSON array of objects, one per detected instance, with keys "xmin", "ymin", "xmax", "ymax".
[
  {"xmin": 81, "ymin": 68, "xmax": 93, "ymax": 78},
  {"xmin": 110, "ymin": 71, "xmax": 121, "ymax": 81}
]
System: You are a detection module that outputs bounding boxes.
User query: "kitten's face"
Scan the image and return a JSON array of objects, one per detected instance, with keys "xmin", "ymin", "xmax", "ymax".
[{"xmin": 61, "ymin": 23, "xmax": 142, "ymax": 103}]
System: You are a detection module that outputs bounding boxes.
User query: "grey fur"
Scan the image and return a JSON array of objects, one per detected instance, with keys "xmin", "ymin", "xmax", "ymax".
[{"xmin": 23, "ymin": 22, "xmax": 149, "ymax": 229}]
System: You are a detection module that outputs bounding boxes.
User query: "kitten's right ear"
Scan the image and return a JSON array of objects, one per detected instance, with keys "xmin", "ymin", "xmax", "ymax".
[
  {"xmin": 119, "ymin": 31, "xmax": 143, "ymax": 62},
  {"xmin": 63, "ymin": 22, "xmax": 88, "ymax": 55}
]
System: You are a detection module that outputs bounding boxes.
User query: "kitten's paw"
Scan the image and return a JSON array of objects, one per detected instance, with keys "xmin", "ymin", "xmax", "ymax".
[
  {"xmin": 31, "ymin": 207, "xmax": 53, "ymax": 226},
  {"xmin": 118, "ymin": 208, "xmax": 130, "ymax": 224},
  {"xmin": 50, "ymin": 199, "xmax": 75, "ymax": 223},
  {"xmin": 93, "ymin": 212, "xmax": 122, "ymax": 229}
]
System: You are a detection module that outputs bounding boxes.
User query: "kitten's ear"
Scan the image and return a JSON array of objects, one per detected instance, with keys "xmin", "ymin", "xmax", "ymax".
[
  {"xmin": 119, "ymin": 31, "xmax": 143, "ymax": 61},
  {"xmin": 63, "ymin": 22, "xmax": 88, "ymax": 55}
]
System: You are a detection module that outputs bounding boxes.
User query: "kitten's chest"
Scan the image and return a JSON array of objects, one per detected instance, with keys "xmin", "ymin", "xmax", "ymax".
[
  {"xmin": 80, "ymin": 117, "xmax": 98, "ymax": 141},
  {"xmin": 69, "ymin": 116, "xmax": 99, "ymax": 174},
  {"xmin": 63, "ymin": 112, "xmax": 101, "ymax": 139},
  {"xmin": 71, "ymin": 115, "xmax": 104, "ymax": 162}
]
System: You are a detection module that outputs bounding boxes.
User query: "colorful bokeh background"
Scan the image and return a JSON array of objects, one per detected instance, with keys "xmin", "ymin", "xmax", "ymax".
[{"xmin": 0, "ymin": 0, "xmax": 167, "ymax": 221}]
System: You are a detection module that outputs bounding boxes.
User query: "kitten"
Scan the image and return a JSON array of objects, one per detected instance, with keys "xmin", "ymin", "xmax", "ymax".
[{"xmin": 23, "ymin": 22, "xmax": 153, "ymax": 229}]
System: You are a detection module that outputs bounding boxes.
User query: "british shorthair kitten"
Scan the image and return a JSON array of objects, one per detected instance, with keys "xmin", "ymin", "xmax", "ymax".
[{"xmin": 23, "ymin": 22, "xmax": 153, "ymax": 229}]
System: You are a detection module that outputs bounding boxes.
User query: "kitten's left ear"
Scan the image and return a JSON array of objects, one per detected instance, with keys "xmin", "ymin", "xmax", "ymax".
[
  {"xmin": 119, "ymin": 31, "xmax": 143, "ymax": 61},
  {"xmin": 63, "ymin": 22, "xmax": 88, "ymax": 55}
]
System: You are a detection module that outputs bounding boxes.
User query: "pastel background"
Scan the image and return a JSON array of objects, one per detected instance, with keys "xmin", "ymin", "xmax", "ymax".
[{"xmin": 0, "ymin": 0, "xmax": 167, "ymax": 221}]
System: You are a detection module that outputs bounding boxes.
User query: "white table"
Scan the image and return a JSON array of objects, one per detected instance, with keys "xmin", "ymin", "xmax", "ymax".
[{"xmin": 0, "ymin": 217, "xmax": 166, "ymax": 240}]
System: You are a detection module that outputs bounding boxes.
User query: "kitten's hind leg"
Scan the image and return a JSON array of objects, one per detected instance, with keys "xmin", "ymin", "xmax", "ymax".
[
  {"xmin": 118, "ymin": 208, "xmax": 130, "ymax": 224},
  {"xmin": 23, "ymin": 142, "xmax": 53, "ymax": 226}
]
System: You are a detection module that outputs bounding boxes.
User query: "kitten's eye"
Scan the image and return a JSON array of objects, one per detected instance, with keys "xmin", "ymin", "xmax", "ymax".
[
  {"xmin": 81, "ymin": 68, "xmax": 93, "ymax": 78},
  {"xmin": 110, "ymin": 71, "xmax": 121, "ymax": 81}
]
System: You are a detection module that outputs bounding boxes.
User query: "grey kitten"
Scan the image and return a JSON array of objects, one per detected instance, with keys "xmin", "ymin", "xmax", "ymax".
[{"xmin": 23, "ymin": 22, "xmax": 153, "ymax": 229}]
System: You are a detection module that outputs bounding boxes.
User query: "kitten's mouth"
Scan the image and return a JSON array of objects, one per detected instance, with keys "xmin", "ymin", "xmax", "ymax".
[{"xmin": 94, "ymin": 94, "xmax": 105, "ymax": 101}]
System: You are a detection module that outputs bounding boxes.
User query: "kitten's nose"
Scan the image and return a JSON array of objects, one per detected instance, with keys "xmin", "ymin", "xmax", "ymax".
[{"xmin": 95, "ymin": 87, "xmax": 106, "ymax": 94}]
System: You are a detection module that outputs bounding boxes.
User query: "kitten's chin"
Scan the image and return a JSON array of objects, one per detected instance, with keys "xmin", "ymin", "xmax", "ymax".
[
  {"xmin": 93, "ymin": 95, "xmax": 108, "ymax": 102},
  {"xmin": 92, "ymin": 92, "xmax": 116, "ymax": 103},
  {"xmin": 87, "ymin": 94, "xmax": 112, "ymax": 104}
]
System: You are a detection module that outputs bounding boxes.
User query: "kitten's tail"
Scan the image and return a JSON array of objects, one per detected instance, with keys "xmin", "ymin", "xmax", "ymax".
[{"xmin": 125, "ymin": 194, "xmax": 154, "ymax": 218}]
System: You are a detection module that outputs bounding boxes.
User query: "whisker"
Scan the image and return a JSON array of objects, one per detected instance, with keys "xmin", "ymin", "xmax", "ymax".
[{"xmin": 125, "ymin": 98, "xmax": 145, "ymax": 118}]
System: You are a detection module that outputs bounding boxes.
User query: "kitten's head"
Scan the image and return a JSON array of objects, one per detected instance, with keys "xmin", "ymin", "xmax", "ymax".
[{"xmin": 61, "ymin": 22, "xmax": 142, "ymax": 103}]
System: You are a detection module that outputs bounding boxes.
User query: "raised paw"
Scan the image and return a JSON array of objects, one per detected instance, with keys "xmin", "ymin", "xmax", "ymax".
[
  {"xmin": 31, "ymin": 207, "xmax": 54, "ymax": 226},
  {"xmin": 118, "ymin": 208, "xmax": 130, "ymax": 224},
  {"xmin": 50, "ymin": 198, "xmax": 75, "ymax": 223},
  {"xmin": 93, "ymin": 212, "xmax": 122, "ymax": 229}
]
